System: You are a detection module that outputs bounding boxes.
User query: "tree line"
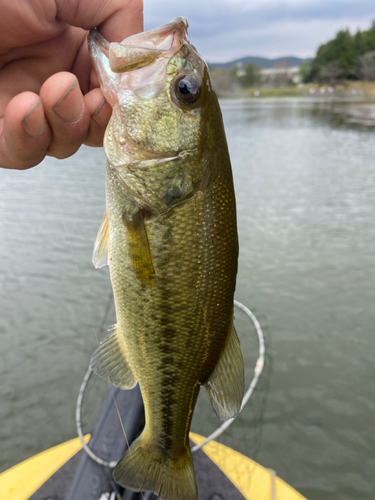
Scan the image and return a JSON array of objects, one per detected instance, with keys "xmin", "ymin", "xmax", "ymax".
[{"xmin": 303, "ymin": 21, "xmax": 375, "ymax": 83}]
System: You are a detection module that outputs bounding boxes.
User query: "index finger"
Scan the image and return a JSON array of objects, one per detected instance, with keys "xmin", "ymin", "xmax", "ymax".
[
  {"xmin": 55, "ymin": 0, "xmax": 144, "ymax": 42},
  {"xmin": 57, "ymin": 0, "xmax": 143, "ymax": 95}
]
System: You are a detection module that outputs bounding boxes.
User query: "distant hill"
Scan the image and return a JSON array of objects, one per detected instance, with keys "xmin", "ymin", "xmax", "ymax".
[{"xmin": 208, "ymin": 56, "xmax": 312, "ymax": 69}]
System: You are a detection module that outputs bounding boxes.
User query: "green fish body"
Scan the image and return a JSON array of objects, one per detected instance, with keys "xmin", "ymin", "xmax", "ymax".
[{"xmin": 89, "ymin": 17, "xmax": 244, "ymax": 500}]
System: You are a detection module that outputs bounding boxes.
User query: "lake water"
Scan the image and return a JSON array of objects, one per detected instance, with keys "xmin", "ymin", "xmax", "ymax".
[{"xmin": 1, "ymin": 98, "xmax": 375, "ymax": 500}]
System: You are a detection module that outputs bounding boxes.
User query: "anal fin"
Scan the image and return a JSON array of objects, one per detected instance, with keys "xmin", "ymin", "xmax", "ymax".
[
  {"xmin": 204, "ymin": 321, "xmax": 245, "ymax": 421},
  {"xmin": 90, "ymin": 326, "xmax": 137, "ymax": 389}
]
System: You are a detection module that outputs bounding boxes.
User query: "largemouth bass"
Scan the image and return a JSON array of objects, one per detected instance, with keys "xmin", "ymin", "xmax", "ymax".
[{"xmin": 88, "ymin": 17, "xmax": 244, "ymax": 500}]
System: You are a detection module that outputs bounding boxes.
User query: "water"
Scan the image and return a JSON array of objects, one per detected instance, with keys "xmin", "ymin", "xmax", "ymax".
[{"xmin": 1, "ymin": 99, "xmax": 375, "ymax": 499}]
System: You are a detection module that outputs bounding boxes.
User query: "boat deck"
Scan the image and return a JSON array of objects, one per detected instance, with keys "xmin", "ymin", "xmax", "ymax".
[{"xmin": 0, "ymin": 386, "xmax": 307, "ymax": 500}]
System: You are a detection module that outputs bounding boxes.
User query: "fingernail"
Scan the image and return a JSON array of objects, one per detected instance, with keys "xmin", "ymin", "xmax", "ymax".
[
  {"xmin": 22, "ymin": 99, "xmax": 47, "ymax": 137},
  {"xmin": 53, "ymin": 79, "xmax": 84, "ymax": 122},
  {"xmin": 91, "ymin": 98, "xmax": 107, "ymax": 126}
]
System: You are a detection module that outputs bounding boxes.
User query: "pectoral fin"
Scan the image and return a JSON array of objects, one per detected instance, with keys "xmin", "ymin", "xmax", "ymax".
[
  {"xmin": 204, "ymin": 321, "xmax": 245, "ymax": 421},
  {"xmin": 122, "ymin": 210, "xmax": 154, "ymax": 286},
  {"xmin": 92, "ymin": 212, "xmax": 109, "ymax": 268},
  {"xmin": 90, "ymin": 326, "xmax": 137, "ymax": 389}
]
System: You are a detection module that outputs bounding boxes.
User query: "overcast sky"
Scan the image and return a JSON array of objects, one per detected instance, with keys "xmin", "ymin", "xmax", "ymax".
[{"xmin": 144, "ymin": 0, "xmax": 375, "ymax": 62}]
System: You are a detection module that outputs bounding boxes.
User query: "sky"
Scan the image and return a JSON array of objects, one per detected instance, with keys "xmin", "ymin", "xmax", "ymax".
[{"xmin": 144, "ymin": 0, "xmax": 375, "ymax": 62}]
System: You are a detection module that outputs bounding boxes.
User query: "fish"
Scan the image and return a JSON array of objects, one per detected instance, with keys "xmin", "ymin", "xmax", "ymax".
[{"xmin": 88, "ymin": 17, "xmax": 244, "ymax": 500}]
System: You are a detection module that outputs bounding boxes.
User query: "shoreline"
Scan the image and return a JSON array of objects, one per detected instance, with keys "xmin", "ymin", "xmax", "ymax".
[{"xmin": 216, "ymin": 81, "xmax": 375, "ymax": 100}]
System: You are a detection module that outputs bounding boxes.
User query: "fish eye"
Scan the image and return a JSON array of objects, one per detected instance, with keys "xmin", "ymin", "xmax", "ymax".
[{"xmin": 174, "ymin": 74, "xmax": 201, "ymax": 104}]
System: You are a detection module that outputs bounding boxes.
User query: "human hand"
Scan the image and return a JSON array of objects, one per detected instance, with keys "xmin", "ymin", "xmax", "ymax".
[{"xmin": 0, "ymin": 0, "xmax": 143, "ymax": 170}]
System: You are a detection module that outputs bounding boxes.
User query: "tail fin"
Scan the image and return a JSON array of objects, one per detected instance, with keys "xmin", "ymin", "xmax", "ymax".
[{"xmin": 113, "ymin": 433, "xmax": 197, "ymax": 500}]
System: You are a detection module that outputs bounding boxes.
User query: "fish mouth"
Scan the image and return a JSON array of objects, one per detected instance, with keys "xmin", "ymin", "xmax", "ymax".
[{"xmin": 89, "ymin": 17, "xmax": 189, "ymax": 73}]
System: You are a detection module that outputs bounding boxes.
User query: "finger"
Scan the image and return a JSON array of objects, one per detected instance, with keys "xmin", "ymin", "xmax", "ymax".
[
  {"xmin": 83, "ymin": 88, "xmax": 112, "ymax": 147},
  {"xmin": 67, "ymin": 0, "xmax": 144, "ymax": 91},
  {"xmin": 56, "ymin": 0, "xmax": 144, "ymax": 40},
  {"xmin": 0, "ymin": 92, "xmax": 51, "ymax": 170},
  {"xmin": 97, "ymin": 0, "xmax": 144, "ymax": 41},
  {"xmin": 39, "ymin": 72, "xmax": 91, "ymax": 159}
]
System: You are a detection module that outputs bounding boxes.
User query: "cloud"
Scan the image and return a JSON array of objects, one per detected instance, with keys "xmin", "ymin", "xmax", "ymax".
[
  {"xmin": 193, "ymin": 16, "xmax": 374, "ymax": 60},
  {"xmin": 143, "ymin": 0, "xmax": 375, "ymax": 61}
]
